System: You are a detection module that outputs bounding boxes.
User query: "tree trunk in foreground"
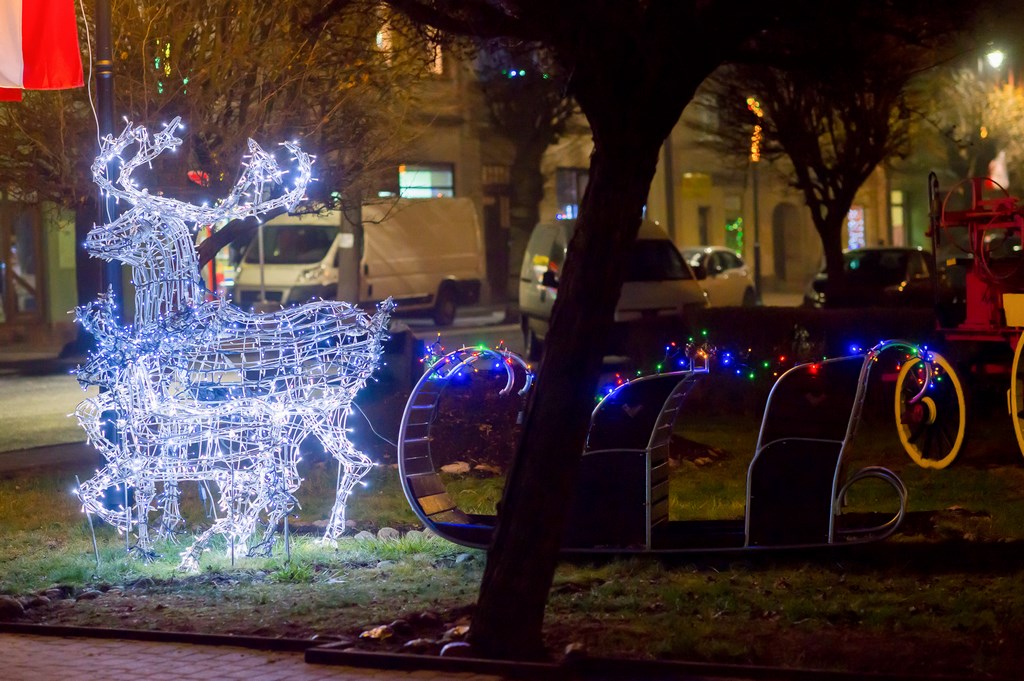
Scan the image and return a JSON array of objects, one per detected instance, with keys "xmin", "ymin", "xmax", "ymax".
[
  {"xmin": 351, "ymin": 0, "xmax": 777, "ymax": 661},
  {"xmin": 469, "ymin": 137, "xmax": 664, "ymax": 658}
]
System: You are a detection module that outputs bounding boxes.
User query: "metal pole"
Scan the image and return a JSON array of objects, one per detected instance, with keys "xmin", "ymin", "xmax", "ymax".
[
  {"xmin": 95, "ymin": 0, "xmax": 123, "ymax": 316},
  {"xmin": 752, "ymin": 160, "xmax": 763, "ymax": 304}
]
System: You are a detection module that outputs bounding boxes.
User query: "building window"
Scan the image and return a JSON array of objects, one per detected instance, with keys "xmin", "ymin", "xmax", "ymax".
[
  {"xmin": 890, "ymin": 190, "xmax": 905, "ymax": 246},
  {"xmin": 697, "ymin": 205, "xmax": 710, "ymax": 244},
  {"xmin": 375, "ymin": 23, "xmax": 393, "ymax": 66},
  {"xmin": 556, "ymin": 167, "xmax": 588, "ymax": 220},
  {"xmin": 398, "ymin": 163, "xmax": 454, "ymax": 198},
  {"xmin": 482, "ymin": 164, "xmax": 509, "ymax": 186},
  {"xmin": 428, "ymin": 42, "xmax": 443, "ymax": 75},
  {"xmin": 724, "ymin": 216, "xmax": 744, "ymax": 254}
]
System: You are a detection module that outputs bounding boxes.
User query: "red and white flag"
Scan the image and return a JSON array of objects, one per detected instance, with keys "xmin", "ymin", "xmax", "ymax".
[{"xmin": 0, "ymin": 0, "xmax": 84, "ymax": 101}]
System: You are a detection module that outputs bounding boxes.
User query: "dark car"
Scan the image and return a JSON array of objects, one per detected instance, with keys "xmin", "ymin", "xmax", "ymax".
[{"xmin": 802, "ymin": 246, "xmax": 942, "ymax": 309}]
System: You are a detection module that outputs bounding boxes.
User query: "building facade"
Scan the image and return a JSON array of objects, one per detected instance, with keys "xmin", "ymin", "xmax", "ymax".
[{"xmin": 2, "ymin": 47, "xmax": 939, "ymax": 348}]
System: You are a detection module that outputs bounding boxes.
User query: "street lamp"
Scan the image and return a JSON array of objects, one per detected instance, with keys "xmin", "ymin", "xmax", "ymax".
[
  {"xmin": 987, "ymin": 49, "xmax": 1006, "ymax": 70},
  {"xmin": 746, "ymin": 96, "xmax": 764, "ymax": 304}
]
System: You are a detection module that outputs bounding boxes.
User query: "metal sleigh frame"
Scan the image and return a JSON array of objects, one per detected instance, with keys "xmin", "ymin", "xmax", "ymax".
[{"xmin": 397, "ymin": 341, "xmax": 921, "ymax": 554}]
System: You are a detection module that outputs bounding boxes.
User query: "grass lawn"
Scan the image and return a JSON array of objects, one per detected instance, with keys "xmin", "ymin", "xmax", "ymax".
[{"xmin": 2, "ymin": 375, "xmax": 1024, "ymax": 678}]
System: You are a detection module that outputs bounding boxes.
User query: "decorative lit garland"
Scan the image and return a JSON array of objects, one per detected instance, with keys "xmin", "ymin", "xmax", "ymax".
[
  {"xmin": 591, "ymin": 330, "xmax": 937, "ymax": 400},
  {"xmin": 74, "ymin": 119, "xmax": 392, "ymax": 570},
  {"xmin": 597, "ymin": 340, "xmax": 714, "ymax": 399},
  {"xmin": 747, "ymin": 96, "xmax": 764, "ymax": 162}
]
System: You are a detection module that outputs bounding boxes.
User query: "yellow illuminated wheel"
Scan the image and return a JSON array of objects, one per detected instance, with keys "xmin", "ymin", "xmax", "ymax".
[
  {"xmin": 895, "ymin": 352, "xmax": 966, "ymax": 469},
  {"xmin": 1009, "ymin": 335, "xmax": 1024, "ymax": 458}
]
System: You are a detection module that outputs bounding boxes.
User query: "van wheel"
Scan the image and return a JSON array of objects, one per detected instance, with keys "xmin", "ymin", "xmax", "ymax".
[
  {"xmin": 742, "ymin": 288, "xmax": 758, "ymax": 306},
  {"xmin": 433, "ymin": 287, "xmax": 457, "ymax": 326}
]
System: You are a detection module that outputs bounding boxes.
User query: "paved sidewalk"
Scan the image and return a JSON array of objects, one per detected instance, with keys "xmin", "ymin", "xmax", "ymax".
[{"xmin": 3, "ymin": 633, "xmax": 505, "ymax": 681}]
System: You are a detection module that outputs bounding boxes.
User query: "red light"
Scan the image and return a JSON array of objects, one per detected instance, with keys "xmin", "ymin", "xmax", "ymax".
[{"xmin": 187, "ymin": 170, "xmax": 210, "ymax": 187}]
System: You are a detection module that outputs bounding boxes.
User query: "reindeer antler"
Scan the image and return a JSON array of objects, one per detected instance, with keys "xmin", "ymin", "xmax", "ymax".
[
  {"xmin": 217, "ymin": 138, "xmax": 313, "ymax": 218},
  {"xmin": 92, "ymin": 118, "xmax": 314, "ymax": 226}
]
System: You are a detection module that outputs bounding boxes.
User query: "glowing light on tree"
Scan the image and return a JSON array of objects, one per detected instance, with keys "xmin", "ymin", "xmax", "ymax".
[{"xmin": 747, "ymin": 96, "xmax": 764, "ymax": 162}]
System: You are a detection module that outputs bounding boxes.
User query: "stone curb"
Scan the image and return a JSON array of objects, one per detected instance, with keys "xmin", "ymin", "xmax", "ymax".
[
  {"xmin": 0, "ymin": 616, "xmax": 1010, "ymax": 681},
  {"xmin": 0, "ymin": 621, "xmax": 314, "ymax": 652},
  {"xmin": 306, "ymin": 644, "xmax": 562, "ymax": 679},
  {"xmin": 307, "ymin": 640, "xmax": 1003, "ymax": 681}
]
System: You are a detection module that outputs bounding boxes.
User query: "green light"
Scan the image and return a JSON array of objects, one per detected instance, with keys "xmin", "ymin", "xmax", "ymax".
[
  {"xmin": 701, "ymin": 329, "xmax": 708, "ymax": 336},
  {"xmin": 748, "ymin": 372, "xmax": 755, "ymax": 380}
]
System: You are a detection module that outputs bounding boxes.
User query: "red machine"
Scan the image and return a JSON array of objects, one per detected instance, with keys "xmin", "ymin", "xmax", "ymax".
[{"xmin": 894, "ymin": 172, "xmax": 1024, "ymax": 467}]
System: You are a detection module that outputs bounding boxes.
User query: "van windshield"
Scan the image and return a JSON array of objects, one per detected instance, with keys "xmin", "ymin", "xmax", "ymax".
[
  {"xmin": 244, "ymin": 224, "xmax": 338, "ymax": 265},
  {"xmin": 626, "ymin": 239, "xmax": 693, "ymax": 281}
]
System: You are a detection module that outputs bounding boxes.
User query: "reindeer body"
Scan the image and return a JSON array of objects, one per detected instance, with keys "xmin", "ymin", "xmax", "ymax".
[{"xmin": 75, "ymin": 120, "xmax": 391, "ymax": 569}]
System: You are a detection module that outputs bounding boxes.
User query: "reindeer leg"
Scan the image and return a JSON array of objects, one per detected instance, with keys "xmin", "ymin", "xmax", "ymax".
[
  {"xmin": 130, "ymin": 477, "xmax": 159, "ymax": 560},
  {"xmin": 156, "ymin": 445, "xmax": 186, "ymax": 540},
  {"xmin": 178, "ymin": 517, "xmax": 229, "ymax": 572},
  {"xmin": 156, "ymin": 479, "xmax": 184, "ymax": 541},
  {"xmin": 76, "ymin": 465, "xmax": 134, "ymax": 537},
  {"xmin": 247, "ymin": 470, "xmax": 298, "ymax": 558},
  {"xmin": 316, "ymin": 414, "xmax": 374, "ymax": 543}
]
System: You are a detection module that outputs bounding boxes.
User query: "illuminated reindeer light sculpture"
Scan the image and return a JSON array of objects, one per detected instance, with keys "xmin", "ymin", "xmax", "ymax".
[{"xmin": 73, "ymin": 119, "xmax": 392, "ymax": 570}]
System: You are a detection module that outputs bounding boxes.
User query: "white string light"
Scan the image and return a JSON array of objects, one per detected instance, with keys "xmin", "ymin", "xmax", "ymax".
[{"xmin": 74, "ymin": 119, "xmax": 392, "ymax": 571}]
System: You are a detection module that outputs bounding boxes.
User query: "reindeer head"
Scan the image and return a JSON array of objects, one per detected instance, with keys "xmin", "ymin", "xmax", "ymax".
[
  {"xmin": 88, "ymin": 118, "xmax": 314, "ymax": 264},
  {"xmin": 84, "ymin": 210, "xmax": 161, "ymax": 263}
]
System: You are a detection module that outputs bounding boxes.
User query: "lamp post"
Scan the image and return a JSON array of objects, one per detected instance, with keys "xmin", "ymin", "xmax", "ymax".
[
  {"xmin": 95, "ymin": 0, "xmax": 123, "ymax": 316},
  {"xmin": 747, "ymin": 97, "xmax": 764, "ymax": 304}
]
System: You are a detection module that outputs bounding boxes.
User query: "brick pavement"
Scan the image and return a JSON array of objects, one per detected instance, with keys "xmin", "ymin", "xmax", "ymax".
[{"xmin": 2, "ymin": 633, "xmax": 506, "ymax": 681}]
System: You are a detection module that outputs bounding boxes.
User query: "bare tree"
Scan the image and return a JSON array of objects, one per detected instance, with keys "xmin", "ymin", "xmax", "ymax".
[
  {"xmin": 0, "ymin": 0, "xmax": 439, "ymax": 306},
  {"xmin": 475, "ymin": 44, "xmax": 577, "ymax": 295},
  {"xmin": 915, "ymin": 66, "xmax": 1024, "ymax": 187},
  {"xmin": 691, "ymin": 4, "xmax": 972, "ymax": 298}
]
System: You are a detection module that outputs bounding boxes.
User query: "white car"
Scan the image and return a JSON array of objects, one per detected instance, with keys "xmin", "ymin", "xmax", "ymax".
[
  {"xmin": 520, "ymin": 220, "xmax": 708, "ymax": 360},
  {"xmin": 681, "ymin": 246, "xmax": 758, "ymax": 307}
]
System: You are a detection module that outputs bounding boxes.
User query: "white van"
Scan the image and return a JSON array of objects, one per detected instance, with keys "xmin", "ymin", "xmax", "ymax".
[
  {"xmin": 519, "ymin": 219, "xmax": 707, "ymax": 359},
  {"xmin": 232, "ymin": 198, "xmax": 485, "ymax": 325}
]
